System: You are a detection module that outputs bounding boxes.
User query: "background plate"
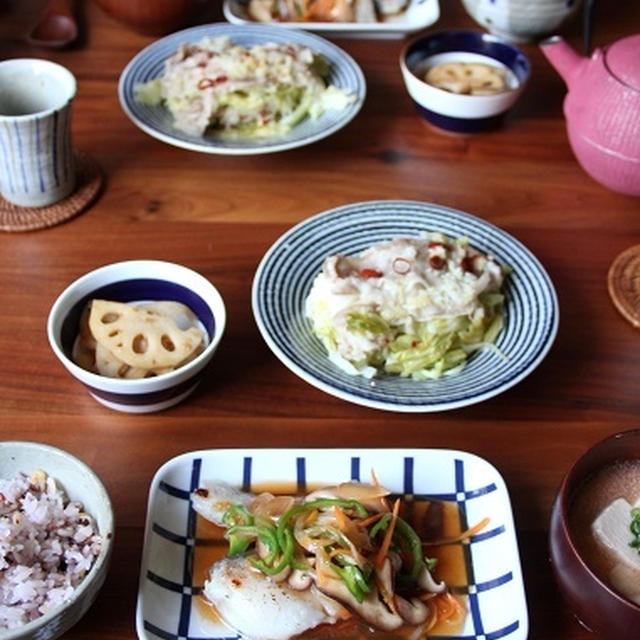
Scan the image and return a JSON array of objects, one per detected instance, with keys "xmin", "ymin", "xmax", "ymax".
[
  {"xmin": 136, "ymin": 448, "xmax": 528, "ymax": 640},
  {"xmin": 118, "ymin": 23, "xmax": 366, "ymax": 155},
  {"xmin": 223, "ymin": 0, "xmax": 440, "ymax": 38},
  {"xmin": 252, "ymin": 200, "xmax": 558, "ymax": 412}
]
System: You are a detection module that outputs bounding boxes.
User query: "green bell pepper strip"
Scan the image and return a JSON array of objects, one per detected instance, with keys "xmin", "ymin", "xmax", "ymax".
[
  {"xmin": 225, "ymin": 522, "xmax": 280, "ymax": 560},
  {"xmin": 330, "ymin": 563, "xmax": 372, "ymax": 603},
  {"xmin": 250, "ymin": 526, "xmax": 296, "ymax": 576},
  {"xmin": 368, "ymin": 514, "xmax": 426, "ymax": 581},
  {"xmin": 222, "ymin": 504, "xmax": 253, "ymax": 527},
  {"xmin": 394, "ymin": 517, "xmax": 425, "ymax": 580},
  {"xmin": 369, "ymin": 513, "xmax": 392, "ymax": 538},
  {"xmin": 275, "ymin": 498, "xmax": 369, "ymax": 552}
]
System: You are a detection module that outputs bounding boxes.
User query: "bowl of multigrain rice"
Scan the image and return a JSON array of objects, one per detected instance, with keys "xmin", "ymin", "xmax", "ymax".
[{"xmin": 0, "ymin": 441, "xmax": 114, "ymax": 640}]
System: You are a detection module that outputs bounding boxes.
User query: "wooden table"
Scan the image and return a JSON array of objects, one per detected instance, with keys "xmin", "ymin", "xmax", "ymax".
[{"xmin": 1, "ymin": 1, "xmax": 639, "ymax": 639}]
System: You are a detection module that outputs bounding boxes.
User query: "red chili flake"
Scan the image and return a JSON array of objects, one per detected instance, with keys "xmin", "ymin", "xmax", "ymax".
[
  {"xmin": 231, "ymin": 578, "xmax": 242, "ymax": 587},
  {"xmin": 429, "ymin": 256, "xmax": 446, "ymax": 270},
  {"xmin": 360, "ymin": 268, "xmax": 383, "ymax": 278},
  {"xmin": 197, "ymin": 61, "xmax": 207, "ymax": 68},
  {"xmin": 461, "ymin": 255, "xmax": 477, "ymax": 273},
  {"xmin": 411, "ymin": 340, "xmax": 419, "ymax": 347},
  {"xmin": 194, "ymin": 488, "xmax": 209, "ymax": 497},
  {"xmin": 198, "ymin": 76, "xmax": 228, "ymax": 90}
]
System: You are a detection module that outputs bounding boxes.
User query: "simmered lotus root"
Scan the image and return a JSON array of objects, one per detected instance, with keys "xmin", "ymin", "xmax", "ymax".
[
  {"xmin": 425, "ymin": 62, "xmax": 507, "ymax": 96},
  {"xmin": 88, "ymin": 299, "xmax": 204, "ymax": 370}
]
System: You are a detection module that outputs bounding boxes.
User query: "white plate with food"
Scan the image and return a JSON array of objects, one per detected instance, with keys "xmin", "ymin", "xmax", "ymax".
[
  {"xmin": 118, "ymin": 23, "xmax": 365, "ymax": 155},
  {"xmin": 252, "ymin": 200, "xmax": 558, "ymax": 412},
  {"xmin": 136, "ymin": 448, "xmax": 528, "ymax": 640},
  {"xmin": 224, "ymin": 0, "xmax": 440, "ymax": 38}
]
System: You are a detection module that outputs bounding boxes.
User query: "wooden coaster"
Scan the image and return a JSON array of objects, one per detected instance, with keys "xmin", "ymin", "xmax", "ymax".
[
  {"xmin": 608, "ymin": 245, "xmax": 640, "ymax": 329},
  {"xmin": 0, "ymin": 153, "xmax": 102, "ymax": 232}
]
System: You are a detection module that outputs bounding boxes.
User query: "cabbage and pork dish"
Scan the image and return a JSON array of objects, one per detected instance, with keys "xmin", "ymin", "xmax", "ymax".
[
  {"xmin": 305, "ymin": 233, "xmax": 508, "ymax": 380},
  {"xmin": 136, "ymin": 36, "xmax": 355, "ymax": 138},
  {"xmin": 192, "ymin": 479, "xmax": 481, "ymax": 639}
]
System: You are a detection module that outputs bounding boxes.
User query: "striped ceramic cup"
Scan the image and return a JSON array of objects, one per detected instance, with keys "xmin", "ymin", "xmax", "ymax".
[{"xmin": 0, "ymin": 58, "xmax": 76, "ymax": 208}]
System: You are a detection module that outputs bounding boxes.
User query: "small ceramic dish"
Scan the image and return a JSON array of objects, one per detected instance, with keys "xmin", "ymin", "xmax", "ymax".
[
  {"xmin": 47, "ymin": 260, "xmax": 226, "ymax": 413},
  {"xmin": 137, "ymin": 447, "xmax": 528, "ymax": 640},
  {"xmin": 400, "ymin": 30, "xmax": 530, "ymax": 134},
  {"xmin": 0, "ymin": 441, "xmax": 114, "ymax": 640},
  {"xmin": 550, "ymin": 429, "xmax": 640, "ymax": 640},
  {"xmin": 223, "ymin": 0, "xmax": 440, "ymax": 39}
]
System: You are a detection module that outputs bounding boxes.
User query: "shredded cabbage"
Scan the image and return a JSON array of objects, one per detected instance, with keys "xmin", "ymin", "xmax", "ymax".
[{"xmin": 305, "ymin": 233, "xmax": 508, "ymax": 380}]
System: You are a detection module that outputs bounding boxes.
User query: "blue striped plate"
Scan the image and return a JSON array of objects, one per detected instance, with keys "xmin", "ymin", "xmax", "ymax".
[
  {"xmin": 136, "ymin": 448, "xmax": 528, "ymax": 640},
  {"xmin": 252, "ymin": 200, "xmax": 558, "ymax": 412},
  {"xmin": 118, "ymin": 23, "xmax": 366, "ymax": 155}
]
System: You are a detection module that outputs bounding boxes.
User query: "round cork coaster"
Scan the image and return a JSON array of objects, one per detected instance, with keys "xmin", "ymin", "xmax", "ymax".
[
  {"xmin": 0, "ymin": 153, "xmax": 102, "ymax": 232},
  {"xmin": 608, "ymin": 245, "xmax": 640, "ymax": 330}
]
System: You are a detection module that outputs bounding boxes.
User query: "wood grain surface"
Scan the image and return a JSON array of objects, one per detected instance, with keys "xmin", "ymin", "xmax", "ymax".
[{"xmin": 1, "ymin": 1, "xmax": 639, "ymax": 639}]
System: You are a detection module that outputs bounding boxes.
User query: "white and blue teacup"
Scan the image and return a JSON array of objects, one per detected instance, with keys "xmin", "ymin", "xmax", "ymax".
[{"xmin": 0, "ymin": 58, "xmax": 76, "ymax": 208}]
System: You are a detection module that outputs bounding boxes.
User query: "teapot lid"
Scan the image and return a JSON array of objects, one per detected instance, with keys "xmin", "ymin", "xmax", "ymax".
[{"xmin": 604, "ymin": 34, "xmax": 640, "ymax": 90}]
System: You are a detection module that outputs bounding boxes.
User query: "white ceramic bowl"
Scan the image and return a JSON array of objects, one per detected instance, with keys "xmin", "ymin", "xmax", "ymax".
[
  {"xmin": 0, "ymin": 441, "xmax": 114, "ymax": 640},
  {"xmin": 47, "ymin": 260, "xmax": 226, "ymax": 413},
  {"xmin": 400, "ymin": 30, "xmax": 530, "ymax": 133},
  {"xmin": 461, "ymin": 0, "xmax": 584, "ymax": 42}
]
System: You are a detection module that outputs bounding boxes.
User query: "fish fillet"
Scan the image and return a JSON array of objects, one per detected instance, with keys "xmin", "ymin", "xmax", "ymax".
[{"xmin": 203, "ymin": 557, "xmax": 345, "ymax": 640}]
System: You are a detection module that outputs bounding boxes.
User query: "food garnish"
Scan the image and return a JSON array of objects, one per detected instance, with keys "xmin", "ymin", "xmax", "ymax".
[
  {"xmin": 630, "ymin": 507, "xmax": 640, "ymax": 553},
  {"xmin": 192, "ymin": 480, "xmax": 476, "ymax": 639},
  {"xmin": 305, "ymin": 233, "xmax": 508, "ymax": 379},
  {"xmin": 135, "ymin": 36, "xmax": 355, "ymax": 138}
]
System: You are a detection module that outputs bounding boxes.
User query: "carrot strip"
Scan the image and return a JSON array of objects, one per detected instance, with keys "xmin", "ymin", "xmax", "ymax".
[
  {"xmin": 423, "ymin": 516, "xmax": 490, "ymax": 546},
  {"xmin": 375, "ymin": 498, "xmax": 400, "ymax": 569},
  {"xmin": 357, "ymin": 512, "xmax": 385, "ymax": 528}
]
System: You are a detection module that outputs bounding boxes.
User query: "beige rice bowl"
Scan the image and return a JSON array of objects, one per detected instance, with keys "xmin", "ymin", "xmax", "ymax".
[{"xmin": 0, "ymin": 442, "xmax": 113, "ymax": 640}]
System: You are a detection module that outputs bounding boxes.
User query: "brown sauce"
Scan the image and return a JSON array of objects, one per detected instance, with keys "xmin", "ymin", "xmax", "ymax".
[
  {"xmin": 193, "ymin": 485, "xmax": 469, "ymax": 638},
  {"xmin": 569, "ymin": 459, "xmax": 640, "ymax": 588}
]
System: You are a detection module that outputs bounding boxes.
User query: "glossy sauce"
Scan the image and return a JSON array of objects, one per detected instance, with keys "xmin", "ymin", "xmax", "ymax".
[{"xmin": 194, "ymin": 484, "xmax": 468, "ymax": 639}]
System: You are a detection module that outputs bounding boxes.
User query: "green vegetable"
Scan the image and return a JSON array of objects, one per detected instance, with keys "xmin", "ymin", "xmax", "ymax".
[
  {"xmin": 630, "ymin": 507, "xmax": 640, "ymax": 552},
  {"xmin": 346, "ymin": 312, "xmax": 390, "ymax": 335},
  {"xmin": 222, "ymin": 505, "xmax": 253, "ymax": 527},
  {"xmin": 331, "ymin": 563, "xmax": 373, "ymax": 603},
  {"xmin": 276, "ymin": 498, "xmax": 368, "ymax": 551},
  {"xmin": 369, "ymin": 514, "xmax": 430, "ymax": 582}
]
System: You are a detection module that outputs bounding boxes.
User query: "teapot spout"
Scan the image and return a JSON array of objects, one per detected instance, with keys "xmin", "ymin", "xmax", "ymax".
[{"xmin": 540, "ymin": 36, "xmax": 588, "ymax": 87}]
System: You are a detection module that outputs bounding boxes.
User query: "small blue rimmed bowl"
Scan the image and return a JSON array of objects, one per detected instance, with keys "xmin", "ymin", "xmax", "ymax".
[
  {"xmin": 400, "ymin": 30, "xmax": 530, "ymax": 134},
  {"xmin": 47, "ymin": 260, "xmax": 226, "ymax": 413}
]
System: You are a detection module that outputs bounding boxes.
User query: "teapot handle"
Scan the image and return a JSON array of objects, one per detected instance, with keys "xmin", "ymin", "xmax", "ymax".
[{"xmin": 583, "ymin": 0, "xmax": 597, "ymax": 55}]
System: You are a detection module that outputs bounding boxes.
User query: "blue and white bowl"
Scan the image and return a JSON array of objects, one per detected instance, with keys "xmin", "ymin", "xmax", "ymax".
[
  {"xmin": 400, "ymin": 30, "xmax": 530, "ymax": 134},
  {"xmin": 47, "ymin": 260, "xmax": 226, "ymax": 413},
  {"xmin": 252, "ymin": 200, "xmax": 558, "ymax": 412},
  {"xmin": 461, "ymin": 0, "xmax": 583, "ymax": 43}
]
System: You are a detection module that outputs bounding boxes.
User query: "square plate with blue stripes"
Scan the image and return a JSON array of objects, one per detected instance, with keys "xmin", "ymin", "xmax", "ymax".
[{"xmin": 136, "ymin": 448, "xmax": 528, "ymax": 640}]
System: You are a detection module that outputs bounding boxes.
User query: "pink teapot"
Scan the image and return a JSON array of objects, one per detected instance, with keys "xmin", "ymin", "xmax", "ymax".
[{"xmin": 541, "ymin": 33, "xmax": 640, "ymax": 196}]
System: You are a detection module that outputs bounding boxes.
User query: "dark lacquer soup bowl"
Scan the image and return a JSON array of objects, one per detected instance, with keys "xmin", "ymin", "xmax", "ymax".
[
  {"xmin": 47, "ymin": 260, "xmax": 226, "ymax": 413},
  {"xmin": 550, "ymin": 429, "xmax": 640, "ymax": 640}
]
